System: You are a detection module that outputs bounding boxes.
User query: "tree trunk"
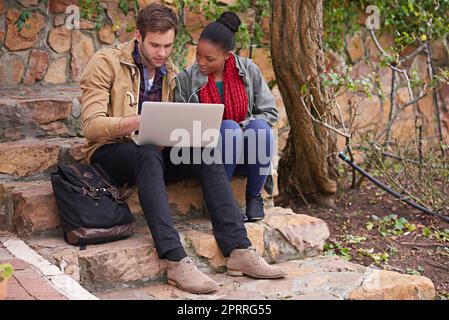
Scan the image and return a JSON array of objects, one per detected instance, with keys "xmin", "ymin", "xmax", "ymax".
[{"xmin": 271, "ymin": 0, "xmax": 338, "ymax": 206}]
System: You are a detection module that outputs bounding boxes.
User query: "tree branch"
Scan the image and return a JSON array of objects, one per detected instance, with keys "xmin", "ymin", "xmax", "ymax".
[{"xmin": 300, "ymin": 96, "xmax": 351, "ymax": 138}]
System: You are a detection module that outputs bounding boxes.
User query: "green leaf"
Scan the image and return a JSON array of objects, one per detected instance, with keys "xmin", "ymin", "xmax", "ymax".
[
  {"xmin": 422, "ymin": 227, "xmax": 432, "ymax": 237},
  {"xmin": 0, "ymin": 263, "xmax": 13, "ymax": 281}
]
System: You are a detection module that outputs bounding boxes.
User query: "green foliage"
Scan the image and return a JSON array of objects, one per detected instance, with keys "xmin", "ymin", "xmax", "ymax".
[
  {"xmin": 14, "ymin": 10, "xmax": 31, "ymax": 33},
  {"xmin": 366, "ymin": 214, "xmax": 416, "ymax": 237},
  {"xmin": 0, "ymin": 263, "xmax": 13, "ymax": 282},
  {"xmin": 323, "ymin": 0, "xmax": 449, "ymax": 53},
  {"xmin": 406, "ymin": 265, "xmax": 424, "ymax": 275},
  {"xmin": 319, "ymin": 72, "xmax": 376, "ymax": 98},
  {"xmin": 357, "ymin": 247, "xmax": 390, "ymax": 266},
  {"xmin": 422, "ymin": 226, "xmax": 449, "ymax": 242},
  {"xmin": 323, "ymin": 241, "xmax": 353, "ymax": 260},
  {"xmin": 344, "ymin": 234, "xmax": 367, "ymax": 244},
  {"xmin": 171, "ymin": 25, "xmax": 193, "ymax": 69},
  {"xmin": 79, "ymin": 0, "xmax": 107, "ymax": 31},
  {"xmin": 119, "ymin": 0, "xmax": 129, "ymax": 16},
  {"xmin": 324, "ymin": 0, "xmax": 361, "ymax": 53}
]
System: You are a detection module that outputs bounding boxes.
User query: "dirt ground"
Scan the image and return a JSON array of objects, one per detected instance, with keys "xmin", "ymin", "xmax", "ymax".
[{"xmin": 277, "ymin": 178, "xmax": 449, "ymax": 300}]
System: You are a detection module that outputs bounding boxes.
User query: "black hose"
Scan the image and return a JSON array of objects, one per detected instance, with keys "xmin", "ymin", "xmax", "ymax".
[{"xmin": 338, "ymin": 151, "xmax": 449, "ymax": 223}]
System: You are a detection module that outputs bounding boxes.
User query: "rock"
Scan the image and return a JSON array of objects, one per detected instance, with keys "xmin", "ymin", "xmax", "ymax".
[
  {"xmin": 5, "ymin": 9, "xmax": 45, "ymax": 51},
  {"xmin": 183, "ymin": 230, "xmax": 226, "ymax": 271},
  {"xmin": 346, "ymin": 32, "xmax": 365, "ymax": 63},
  {"xmin": 259, "ymin": 14, "xmax": 270, "ymax": 44},
  {"xmin": 349, "ymin": 61, "xmax": 372, "ymax": 79},
  {"xmin": 0, "ymin": 141, "xmax": 59, "ymax": 176},
  {"xmin": 230, "ymin": 177, "xmax": 246, "ymax": 205},
  {"xmin": 0, "ymin": 85, "xmax": 81, "ymax": 140},
  {"xmin": 239, "ymin": 48, "xmax": 276, "ymax": 83},
  {"xmin": 53, "ymin": 15, "xmax": 65, "ymax": 27},
  {"xmin": 277, "ymin": 129, "xmax": 289, "ymax": 152},
  {"xmin": 290, "ymin": 291, "xmax": 340, "ymax": 300},
  {"xmin": 268, "ymin": 240, "xmax": 280, "ymax": 262},
  {"xmin": 78, "ymin": 235, "xmax": 166, "ymax": 288},
  {"xmin": 48, "ymin": 26, "xmax": 72, "ymax": 54},
  {"xmin": 17, "ymin": 0, "xmax": 39, "ymax": 7},
  {"xmin": 366, "ymin": 33, "xmax": 395, "ymax": 62},
  {"xmin": 70, "ymin": 31, "xmax": 95, "ymax": 81},
  {"xmin": 379, "ymin": 67, "xmax": 392, "ymax": 93},
  {"xmin": 410, "ymin": 54, "xmax": 430, "ymax": 83},
  {"xmin": 271, "ymin": 85, "xmax": 288, "ymax": 130},
  {"xmin": 80, "ymin": 19, "xmax": 95, "ymax": 30},
  {"xmin": 348, "ymin": 269, "xmax": 436, "ymax": 300},
  {"xmin": 0, "ymin": 31, "xmax": 4, "ymax": 43},
  {"xmin": 245, "ymin": 223, "xmax": 265, "ymax": 256},
  {"xmin": 11, "ymin": 182, "xmax": 60, "ymax": 234},
  {"xmin": 0, "ymin": 54, "xmax": 25, "ymax": 86},
  {"xmin": 184, "ymin": 44, "xmax": 197, "ymax": 67},
  {"xmin": 106, "ymin": 1, "xmax": 136, "ymax": 43},
  {"xmin": 24, "ymin": 50, "xmax": 49, "ymax": 84},
  {"xmin": 90, "ymin": 255, "xmax": 435, "ymax": 300},
  {"xmin": 326, "ymin": 50, "xmax": 347, "ymax": 75},
  {"xmin": 98, "ymin": 24, "xmax": 115, "ymax": 45},
  {"xmin": 39, "ymin": 122, "xmax": 69, "ymax": 137},
  {"xmin": 0, "ymin": 0, "xmax": 4, "ymax": 14},
  {"xmin": 44, "ymin": 57, "xmax": 69, "ymax": 84},
  {"xmin": 139, "ymin": 0, "xmax": 167, "ymax": 9},
  {"xmin": 30, "ymin": 100, "xmax": 72, "ymax": 125},
  {"xmin": 49, "ymin": 0, "xmax": 79, "ymax": 14},
  {"xmin": 0, "ymin": 138, "xmax": 84, "ymax": 177},
  {"xmin": 264, "ymin": 207, "xmax": 330, "ymax": 253},
  {"xmin": 430, "ymin": 40, "xmax": 446, "ymax": 63},
  {"xmin": 126, "ymin": 177, "xmax": 248, "ymax": 218},
  {"xmin": 354, "ymin": 95, "xmax": 383, "ymax": 130},
  {"xmin": 166, "ymin": 180, "xmax": 202, "ymax": 215}
]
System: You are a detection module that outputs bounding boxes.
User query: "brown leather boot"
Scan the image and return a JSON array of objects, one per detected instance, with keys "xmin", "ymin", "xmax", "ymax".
[
  {"xmin": 226, "ymin": 247, "xmax": 285, "ymax": 279},
  {"xmin": 166, "ymin": 257, "xmax": 219, "ymax": 294}
]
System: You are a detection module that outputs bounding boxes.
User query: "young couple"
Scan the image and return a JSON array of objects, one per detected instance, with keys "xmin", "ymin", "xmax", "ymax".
[{"xmin": 80, "ymin": 3, "xmax": 281, "ymax": 294}]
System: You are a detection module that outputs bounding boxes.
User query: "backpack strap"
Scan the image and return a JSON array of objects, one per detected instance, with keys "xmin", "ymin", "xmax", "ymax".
[{"xmin": 91, "ymin": 164, "xmax": 133, "ymax": 203}]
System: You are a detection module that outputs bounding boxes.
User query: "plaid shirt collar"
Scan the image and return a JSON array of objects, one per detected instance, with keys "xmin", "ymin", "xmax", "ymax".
[{"xmin": 133, "ymin": 40, "xmax": 166, "ymax": 95}]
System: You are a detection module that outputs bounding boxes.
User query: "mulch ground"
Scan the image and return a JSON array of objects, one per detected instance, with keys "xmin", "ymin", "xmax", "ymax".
[{"xmin": 277, "ymin": 179, "xmax": 449, "ymax": 300}]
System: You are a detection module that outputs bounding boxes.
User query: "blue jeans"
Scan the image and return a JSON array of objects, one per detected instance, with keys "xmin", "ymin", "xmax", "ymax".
[{"xmin": 219, "ymin": 119, "xmax": 274, "ymax": 197}]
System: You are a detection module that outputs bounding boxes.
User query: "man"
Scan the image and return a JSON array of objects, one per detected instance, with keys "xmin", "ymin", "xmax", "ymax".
[{"xmin": 80, "ymin": 3, "xmax": 284, "ymax": 294}]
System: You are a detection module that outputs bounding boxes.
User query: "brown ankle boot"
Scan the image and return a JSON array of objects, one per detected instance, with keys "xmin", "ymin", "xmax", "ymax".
[
  {"xmin": 226, "ymin": 247, "xmax": 285, "ymax": 279},
  {"xmin": 166, "ymin": 257, "xmax": 219, "ymax": 294}
]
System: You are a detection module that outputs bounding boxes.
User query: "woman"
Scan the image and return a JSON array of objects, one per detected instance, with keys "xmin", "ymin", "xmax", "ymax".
[{"xmin": 175, "ymin": 12, "xmax": 278, "ymax": 222}]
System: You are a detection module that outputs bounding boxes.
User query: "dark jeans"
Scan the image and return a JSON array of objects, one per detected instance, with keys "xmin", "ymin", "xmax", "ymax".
[{"xmin": 91, "ymin": 142, "xmax": 251, "ymax": 258}]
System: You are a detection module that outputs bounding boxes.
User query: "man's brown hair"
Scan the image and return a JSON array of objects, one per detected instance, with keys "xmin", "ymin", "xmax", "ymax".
[{"xmin": 137, "ymin": 3, "xmax": 178, "ymax": 40}]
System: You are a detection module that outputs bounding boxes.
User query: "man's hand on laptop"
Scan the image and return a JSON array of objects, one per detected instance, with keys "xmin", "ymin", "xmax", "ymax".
[{"xmin": 119, "ymin": 115, "xmax": 140, "ymax": 136}]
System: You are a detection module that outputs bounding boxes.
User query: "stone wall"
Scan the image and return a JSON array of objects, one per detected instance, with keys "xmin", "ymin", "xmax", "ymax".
[{"xmin": 0, "ymin": 0, "xmax": 275, "ymax": 86}]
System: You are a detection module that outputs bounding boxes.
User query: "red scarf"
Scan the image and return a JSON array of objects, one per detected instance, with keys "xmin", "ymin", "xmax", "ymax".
[{"xmin": 198, "ymin": 54, "xmax": 248, "ymax": 123}]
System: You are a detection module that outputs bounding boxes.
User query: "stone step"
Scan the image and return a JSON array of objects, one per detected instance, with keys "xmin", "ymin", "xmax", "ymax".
[
  {"xmin": 25, "ymin": 207, "xmax": 330, "ymax": 291},
  {"xmin": 0, "ymin": 84, "xmax": 82, "ymax": 142},
  {"xmin": 0, "ymin": 173, "xmax": 276, "ymax": 235},
  {"xmin": 92, "ymin": 255, "xmax": 435, "ymax": 300},
  {"xmin": 0, "ymin": 137, "xmax": 85, "ymax": 178}
]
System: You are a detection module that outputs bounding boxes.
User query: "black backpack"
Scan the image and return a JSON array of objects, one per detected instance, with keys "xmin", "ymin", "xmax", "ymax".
[{"xmin": 50, "ymin": 163, "xmax": 135, "ymax": 246}]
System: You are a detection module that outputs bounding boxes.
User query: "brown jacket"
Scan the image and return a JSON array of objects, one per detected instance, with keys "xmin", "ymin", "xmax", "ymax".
[{"xmin": 79, "ymin": 39, "xmax": 178, "ymax": 163}]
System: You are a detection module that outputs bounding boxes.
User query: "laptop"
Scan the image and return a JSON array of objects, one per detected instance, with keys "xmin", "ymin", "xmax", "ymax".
[{"xmin": 134, "ymin": 102, "xmax": 225, "ymax": 148}]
